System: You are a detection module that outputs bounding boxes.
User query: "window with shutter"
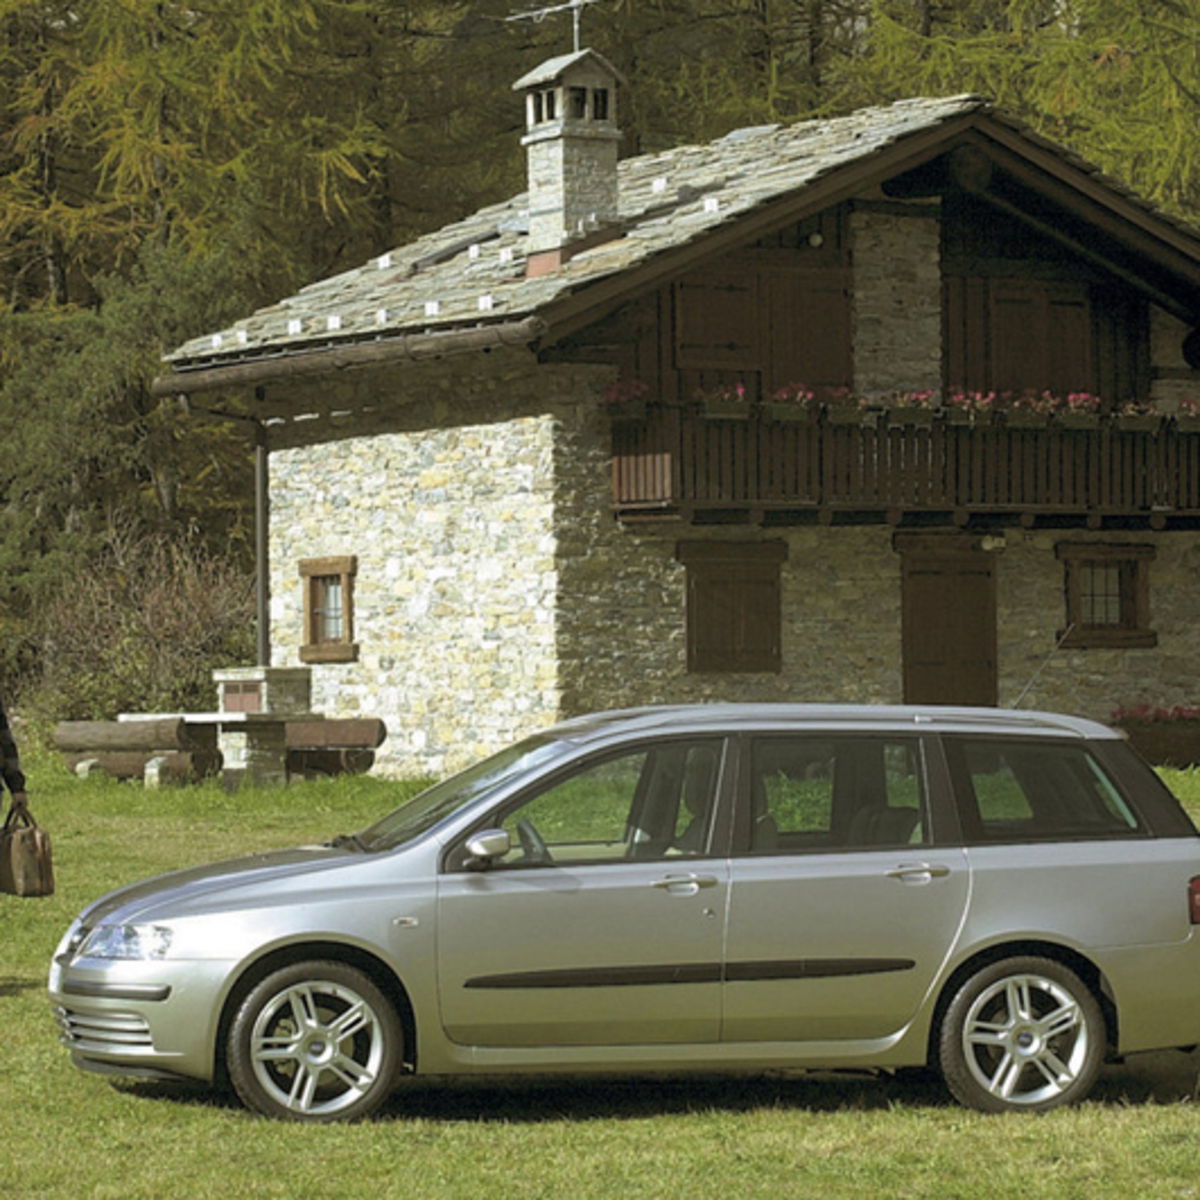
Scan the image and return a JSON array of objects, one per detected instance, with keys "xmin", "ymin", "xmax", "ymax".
[{"xmin": 676, "ymin": 541, "xmax": 787, "ymax": 673}]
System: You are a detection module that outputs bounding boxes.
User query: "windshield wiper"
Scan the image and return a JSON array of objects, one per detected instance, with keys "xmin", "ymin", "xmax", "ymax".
[{"xmin": 327, "ymin": 832, "xmax": 366, "ymax": 852}]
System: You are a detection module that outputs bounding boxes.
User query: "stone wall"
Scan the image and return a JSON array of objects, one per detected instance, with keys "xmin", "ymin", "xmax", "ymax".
[
  {"xmin": 850, "ymin": 206, "xmax": 942, "ymax": 396},
  {"xmin": 267, "ymin": 351, "xmax": 610, "ymax": 777}
]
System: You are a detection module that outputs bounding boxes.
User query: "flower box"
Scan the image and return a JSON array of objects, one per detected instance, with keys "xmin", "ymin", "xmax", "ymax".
[
  {"xmin": 1004, "ymin": 411, "xmax": 1050, "ymax": 429},
  {"xmin": 698, "ymin": 399, "xmax": 752, "ymax": 420},
  {"xmin": 1112, "ymin": 718, "xmax": 1200, "ymax": 768},
  {"xmin": 825, "ymin": 404, "xmax": 878, "ymax": 428},
  {"xmin": 940, "ymin": 407, "xmax": 977, "ymax": 426},
  {"xmin": 1175, "ymin": 416, "xmax": 1200, "ymax": 434},
  {"xmin": 605, "ymin": 400, "xmax": 647, "ymax": 423},
  {"xmin": 1056, "ymin": 412, "xmax": 1101, "ymax": 430},
  {"xmin": 1115, "ymin": 414, "xmax": 1161, "ymax": 433},
  {"xmin": 763, "ymin": 402, "xmax": 816, "ymax": 424},
  {"xmin": 886, "ymin": 406, "xmax": 936, "ymax": 427}
]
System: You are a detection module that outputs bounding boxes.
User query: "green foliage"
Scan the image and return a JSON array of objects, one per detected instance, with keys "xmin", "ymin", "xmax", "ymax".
[
  {"xmin": 24, "ymin": 517, "xmax": 255, "ymax": 720},
  {"xmin": 0, "ymin": 239, "xmax": 258, "ymax": 697},
  {"xmin": 838, "ymin": 0, "xmax": 1200, "ymax": 219}
]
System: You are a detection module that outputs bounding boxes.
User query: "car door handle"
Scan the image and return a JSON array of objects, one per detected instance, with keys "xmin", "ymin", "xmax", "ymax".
[
  {"xmin": 885, "ymin": 862, "xmax": 952, "ymax": 881},
  {"xmin": 652, "ymin": 873, "xmax": 720, "ymax": 891}
]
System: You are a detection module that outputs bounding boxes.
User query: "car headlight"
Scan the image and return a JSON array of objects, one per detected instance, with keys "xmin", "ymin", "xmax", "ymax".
[
  {"xmin": 54, "ymin": 917, "xmax": 86, "ymax": 959},
  {"xmin": 79, "ymin": 924, "xmax": 174, "ymax": 961}
]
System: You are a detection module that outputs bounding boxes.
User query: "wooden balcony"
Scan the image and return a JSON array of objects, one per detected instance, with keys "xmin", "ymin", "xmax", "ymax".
[{"xmin": 611, "ymin": 407, "xmax": 1200, "ymax": 527}]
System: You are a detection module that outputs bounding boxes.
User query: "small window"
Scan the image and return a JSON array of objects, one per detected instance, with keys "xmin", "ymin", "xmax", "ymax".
[
  {"xmin": 743, "ymin": 736, "xmax": 927, "ymax": 854},
  {"xmin": 592, "ymin": 88, "xmax": 609, "ymax": 121},
  {"xmin": 1056, "ymin": 543, "xmax": 1156, "ymax": 649},
  {"xmin": 946, "ymin": 737, "xmax": 1143, "ymax": 843},
  {"xmin": 299, "ymin": 556, "xmax": 358, "ymax": 664},
  {"xmin": 542, "ymin": 88, "xmax": 557, "ymax": 120},
  {"xmin": 676, "ymin": 541, "xmax": 787, "ymax": 673},
  {"xmin": 568, "ymin": 86, "xmax": 588, "ymax": 119}
]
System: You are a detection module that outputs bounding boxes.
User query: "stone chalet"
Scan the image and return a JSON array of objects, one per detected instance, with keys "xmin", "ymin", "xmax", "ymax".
[{"xmin": 153, "ymin": 50, "xmax": 1200, "ymax": 777}]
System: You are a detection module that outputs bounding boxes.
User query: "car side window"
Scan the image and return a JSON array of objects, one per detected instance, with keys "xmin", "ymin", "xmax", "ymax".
[
  {"xmin": 486, "ymin": 739, "xmax": 724, "ymax": 867},
  {"xmin": 946, "ymin": 737, "xmax": 1143, "ymax": 843},
  {"xmin": 745, "ymin": 736, "xmax": 927, "ymax": 853}
]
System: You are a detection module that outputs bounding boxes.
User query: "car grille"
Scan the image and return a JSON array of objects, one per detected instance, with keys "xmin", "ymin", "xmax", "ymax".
[{"xmin": 56, "ymin": 1006, "xmax": 154, "ymax": 1050}]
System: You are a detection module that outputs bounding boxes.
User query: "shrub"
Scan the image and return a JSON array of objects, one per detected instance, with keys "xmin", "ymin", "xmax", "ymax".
[{"xmin": 25, "ymin": 518, "xmax": 254, "ymax": 722}]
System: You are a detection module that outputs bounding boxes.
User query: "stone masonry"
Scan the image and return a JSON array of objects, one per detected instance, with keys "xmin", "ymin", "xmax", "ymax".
[{"xmin": 850, "ymin": 207, "xmax": 943, "ymax": 397}]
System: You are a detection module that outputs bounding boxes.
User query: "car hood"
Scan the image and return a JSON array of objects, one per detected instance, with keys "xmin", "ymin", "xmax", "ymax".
[{"xmin": 80, "ymin": 844, "xmax": 361, "ymax": 926}]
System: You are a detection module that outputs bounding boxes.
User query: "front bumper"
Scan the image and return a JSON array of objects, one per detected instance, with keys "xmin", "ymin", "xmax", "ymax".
[{"xmin": 48, "ymin": 953, "xmax": 238, "ymax": 1083}]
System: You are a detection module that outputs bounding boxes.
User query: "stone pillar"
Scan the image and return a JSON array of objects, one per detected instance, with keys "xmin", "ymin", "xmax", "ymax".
[{"xmin": 212, "ymin": 666, "xmax": 316, "ymax": 788}]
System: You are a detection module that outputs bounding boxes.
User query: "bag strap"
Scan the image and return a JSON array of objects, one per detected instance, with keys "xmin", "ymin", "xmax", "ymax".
[{"xmin": 3, "ymin": 804, "xmax": 35, "ymax": 832}]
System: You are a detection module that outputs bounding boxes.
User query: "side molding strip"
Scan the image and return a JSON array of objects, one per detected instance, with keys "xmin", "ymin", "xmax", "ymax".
[{"xmin": 464, "ymin": 959, "xmax": 915, "ymax": 990}]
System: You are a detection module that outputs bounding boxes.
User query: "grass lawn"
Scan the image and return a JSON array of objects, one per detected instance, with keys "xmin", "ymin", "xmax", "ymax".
[{"xmin": 2, "ymin": 757, "xmax": 1199, "ymax": 1199}]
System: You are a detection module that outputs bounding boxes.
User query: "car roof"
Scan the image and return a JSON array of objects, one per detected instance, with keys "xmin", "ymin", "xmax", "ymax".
[{"xmin": 544, "ymin": 704, "xmax": 1120, "ymax": 746}]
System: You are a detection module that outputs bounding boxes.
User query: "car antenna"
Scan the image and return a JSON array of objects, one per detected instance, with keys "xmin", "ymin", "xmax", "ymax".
[{"xmin": 1010, "ymin": 623, "xmax": 1075, "ymax": 710}]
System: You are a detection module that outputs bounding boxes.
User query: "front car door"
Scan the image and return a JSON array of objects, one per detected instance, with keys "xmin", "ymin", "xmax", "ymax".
[
  {"xmin": 436, "ymin": 737, "xmax": 730, "ymax": 1047},
  {"xmin": 721, "ymin": 732, "xmax": 970, "ymax": 1042}
]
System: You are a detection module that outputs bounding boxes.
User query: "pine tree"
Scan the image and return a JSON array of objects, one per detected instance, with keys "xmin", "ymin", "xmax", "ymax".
[{"xmin": 837, "ymin": 0, "xmax": 1200, "ymax": 220}]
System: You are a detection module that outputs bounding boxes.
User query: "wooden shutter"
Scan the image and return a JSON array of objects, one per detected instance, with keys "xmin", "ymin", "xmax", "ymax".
[
  {"xmin": 948, "ymin": 277, "xmax": 1096, "ymax": 396},
  {"xmin": 899, "ymin": 540, "xmax": 997, "ymax": 707},
  {"xmin": 1045, "ymin": 284, "xmax": 1093, "ymax": 395},
  {"xmin": 988, "ymin": 280, "xmax": 1048, "ymax": 393},
  {"xmin": 674, "ymin": 269, "xmax": 761, "ymax": 369},
  {"xmin": 766, "ymin": 267, "xmax": 852, "ymax": 391},
  {"xmin": 677, "ymin": 541, "xmax": 787, "ymax": 674}
]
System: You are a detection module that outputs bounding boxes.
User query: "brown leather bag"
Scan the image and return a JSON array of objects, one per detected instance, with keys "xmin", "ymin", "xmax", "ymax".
[{"xmin": 0, "ymin": 804, "xmax": 54, "ymax": 896}]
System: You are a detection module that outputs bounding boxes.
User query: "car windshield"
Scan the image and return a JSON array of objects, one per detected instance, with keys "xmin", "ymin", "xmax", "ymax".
[{"xmin": 356, "ymin": 734, "xmax": 572, "ymax": 852}]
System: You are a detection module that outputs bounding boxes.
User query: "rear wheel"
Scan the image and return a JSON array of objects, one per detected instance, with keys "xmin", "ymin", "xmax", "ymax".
[
  {"xmin": 938, "ymin": 956, "xmax": 1104, "ymax": 1113},
  {"xmin": 228, "ymin": 960, "xmax": 402, "ymax": 1122}
]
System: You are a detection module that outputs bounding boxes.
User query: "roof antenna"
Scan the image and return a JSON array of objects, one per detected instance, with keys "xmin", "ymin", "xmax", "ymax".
[
  {"xmin": 1010, "ymin": 623, "xmax": 1076, "ymax": 710},
  {"xmin": 506, "ymin": 0, "xmax": 603, "ymax": 53}
]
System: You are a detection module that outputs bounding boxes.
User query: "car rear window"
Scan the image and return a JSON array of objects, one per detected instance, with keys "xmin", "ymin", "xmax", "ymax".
[{"xmin": 945, "ymin": 737, "xmax": 1144, "ymax": 843}]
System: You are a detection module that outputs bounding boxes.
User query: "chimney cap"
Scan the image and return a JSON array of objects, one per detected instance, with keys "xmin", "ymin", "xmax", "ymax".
[{"xmin": 512, "ymin": 47, "xmax": 626, "ymax": 92}]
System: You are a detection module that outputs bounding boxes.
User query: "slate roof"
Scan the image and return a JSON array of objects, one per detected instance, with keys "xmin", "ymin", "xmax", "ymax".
[{"xmin": 163, "ymin": 92, "xmax": 1199, "ymax": 375}]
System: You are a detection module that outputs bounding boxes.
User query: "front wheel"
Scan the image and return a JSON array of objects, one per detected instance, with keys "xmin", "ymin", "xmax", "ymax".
[
  {"xmin": 227, "ymin": 960, "xmax": 402, "ymax": 1122},
  {"xmin": 938, "ymin": 956, "xmax": 1105, "ymax": 1113}
]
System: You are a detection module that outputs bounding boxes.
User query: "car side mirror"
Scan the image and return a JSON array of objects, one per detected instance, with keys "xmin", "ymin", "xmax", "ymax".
[{"xmin": 464, "ymin": 828, "xmax": 511, "ymax": 871}]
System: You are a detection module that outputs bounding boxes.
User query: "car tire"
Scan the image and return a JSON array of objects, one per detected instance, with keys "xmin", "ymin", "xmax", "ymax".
[
  {"xmin": 227, "ymin": 959, "xmax": 402, "ymax": 1122},
  {"xmin": 938, "ymin": 955, "xmax": 1105, "ymax": 1113}
]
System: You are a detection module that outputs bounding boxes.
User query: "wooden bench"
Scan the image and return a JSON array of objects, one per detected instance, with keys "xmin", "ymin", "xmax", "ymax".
[
  {"xmin": 54, "ymin": 718, "xmax": 220, "ymax": 783},
  {"xmin": 53, "ymin": 716, "xmax": 388, "ymax": 783},
  {"xmin": 286, "ymin": 718, "xmax": 387, "ymax": 778}
]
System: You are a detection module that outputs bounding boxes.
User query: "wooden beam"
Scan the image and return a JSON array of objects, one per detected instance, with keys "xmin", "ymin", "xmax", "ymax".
[
  {"xmin": 974, "ymin": 187, "xmax": 1196, "ymax": 322},
  {"xmin": 959, "ymin": 128, "xmax": 1200, "ymax": 310}
]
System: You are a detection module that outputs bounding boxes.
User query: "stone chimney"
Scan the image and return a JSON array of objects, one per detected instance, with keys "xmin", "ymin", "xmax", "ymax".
[{"xmin": 513, "ymin": 49, "xmax": 625, "ymax": 277}]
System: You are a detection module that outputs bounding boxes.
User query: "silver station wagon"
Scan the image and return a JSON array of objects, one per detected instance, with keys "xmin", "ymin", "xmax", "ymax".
[{"xmin": 49, "ymin": 704, "xmax": 1200, "ymax": 1121}]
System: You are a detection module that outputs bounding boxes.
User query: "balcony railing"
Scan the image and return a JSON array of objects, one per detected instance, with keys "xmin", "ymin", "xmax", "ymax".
[{"xmin": 611, "ymin": 407, "xmax": 1200, "ymax": 524}]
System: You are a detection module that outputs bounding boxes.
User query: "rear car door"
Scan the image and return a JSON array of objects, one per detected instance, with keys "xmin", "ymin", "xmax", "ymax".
[{"xmin": 721, "ymin": 733, "xmax": 970, "ymax": 1042}]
